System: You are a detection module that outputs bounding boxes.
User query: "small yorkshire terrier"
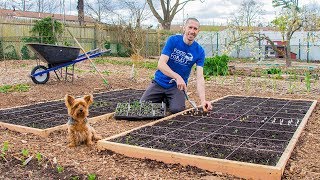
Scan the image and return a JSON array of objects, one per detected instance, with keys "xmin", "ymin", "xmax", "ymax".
[{"xmin": 65, "ymin": 94, "xmax": 101, "ymax": 147}]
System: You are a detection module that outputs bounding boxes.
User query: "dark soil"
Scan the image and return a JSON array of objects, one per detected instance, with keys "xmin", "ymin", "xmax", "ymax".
[
  {"xmin": 0, "ymin": 153, "xmax": 88, "ymax": 179},
  {"xmin": 106, "ymin": 96, "xmax": 314, "ymax": 167},
  {"xmin": 0, "ymin": 89, "xmax": 144, "ymax": 129}
]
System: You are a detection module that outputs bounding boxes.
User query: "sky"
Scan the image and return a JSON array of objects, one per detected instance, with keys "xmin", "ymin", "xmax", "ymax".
[
  {"xmin": 0, "ymin": 0, "xmax": 317, "ymax": 27},
  {"xmin": 162, "ymin": 0, "xmax": 317, "ymax": 26}
]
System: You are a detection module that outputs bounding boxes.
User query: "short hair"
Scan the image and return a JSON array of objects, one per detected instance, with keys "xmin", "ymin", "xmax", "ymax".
[{"xmin": 185, "ymin": 18, "xmax": 200, "ymax": 26}]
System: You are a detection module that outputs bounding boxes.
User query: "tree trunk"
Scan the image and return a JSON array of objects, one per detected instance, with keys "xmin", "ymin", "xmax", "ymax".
[
  {"xmin": 162, "ymin": 21, "xmax": 171, "ymax": 30},
  {"xmin": 77, "ymin": 0, "xmax": 84, "ymax": 26},
  {"xmin": 285, "ymin": 44, "xmax": 292, "ymax": 67}
]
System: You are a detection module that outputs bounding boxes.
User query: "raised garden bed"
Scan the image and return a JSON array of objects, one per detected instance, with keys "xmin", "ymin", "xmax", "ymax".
[
  {"xmin": 114, "ymin": 101, "xmax": 166, "ymax": 120},
  {"xmin": 0, "ymin": 89, "xmax": 144, "ymax": 137},
  {"xmin": 97, "ymin": 95, "xmax": 317, "ymax": 179}
]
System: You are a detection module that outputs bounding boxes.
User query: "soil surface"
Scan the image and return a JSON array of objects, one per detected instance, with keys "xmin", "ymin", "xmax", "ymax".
[{"xmin": 1, "ymin": 58, "xmax": 320, "ymax": 179}]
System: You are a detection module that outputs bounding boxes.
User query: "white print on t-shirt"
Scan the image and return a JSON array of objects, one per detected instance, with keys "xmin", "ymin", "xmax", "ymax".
[{"xmin": 170, "ymin": 48, "xmax": 193, "ymax": 65}]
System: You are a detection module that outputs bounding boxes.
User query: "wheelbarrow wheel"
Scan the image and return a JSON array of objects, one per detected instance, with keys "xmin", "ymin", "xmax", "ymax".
[{"xmin": 31, "ymin": 65, "xmax": 50, "ymax": 84}]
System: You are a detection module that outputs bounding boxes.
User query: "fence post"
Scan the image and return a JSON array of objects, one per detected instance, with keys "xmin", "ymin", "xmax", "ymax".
[
  {"xmin": 307, "ymin": 32, "xmax": 310, "ymax": 63},
  {"xmin": 216, "ymin": 32, "xmax": 219, "ymax": 55},
  {"xmin": 258, "ymin": 32, "xmax": 261, "ymax": 61},
  {"xmin": 298, "ymin": 39, "xmax": 301, "ymax": 60}
]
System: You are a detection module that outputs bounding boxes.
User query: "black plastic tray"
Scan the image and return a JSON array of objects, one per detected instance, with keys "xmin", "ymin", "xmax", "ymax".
[
  {"xmin": 27, "ymin": 43, "xmax": 80, "ymax": 65},
  {"xmin": 114, "ymin": 101, "xmax": 166, "ymax": 120}
]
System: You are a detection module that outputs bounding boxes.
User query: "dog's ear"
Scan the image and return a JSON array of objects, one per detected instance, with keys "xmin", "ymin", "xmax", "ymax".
[
  {"xmin": 84, "ymin": 94, "xmax": 93, "ymax": 105},
  {"xmin": 65, "ymin": 94, "xmax": 75, "ymax": 108}
]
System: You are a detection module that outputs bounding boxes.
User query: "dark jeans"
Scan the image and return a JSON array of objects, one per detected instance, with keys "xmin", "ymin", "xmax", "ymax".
[{"xmin": 140, "ymin": 81, "xmax": 185, "ymax": 114}]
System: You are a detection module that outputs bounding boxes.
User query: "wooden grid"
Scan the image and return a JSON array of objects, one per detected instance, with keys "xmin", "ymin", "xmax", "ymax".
[{"xmin": 97, "ymin": 95, "xmax": 317, "ymax": 179}]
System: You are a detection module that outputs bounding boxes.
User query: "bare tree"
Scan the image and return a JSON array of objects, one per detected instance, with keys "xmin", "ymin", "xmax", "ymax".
[
  {"xmin": 36, "ymin": 0, "xmax": 60, "ymax": 13},
  {"xmin": 120, "ymin": 1, "xmax": 152, "ymax": 28},
  {"xmin": 272, "ymin": 0, "xmax": 302, "ymax": 67},
  {"xmin": 228, "ymin": 0, "xmax": 264, "ymax": 58},
  {"xmin": 0, "ymin": 0, "xmax": 8, "ymax": 9},
  {"xmin": 77, "ymin": 0, "xmax": 84, "ymax": 25},
  {"xmin": 11, "ymin": 0, "xmax": 33, "ymax": 11},
  {"xmin": 85, "ymin": 0, "xmax": 115, "ymax": 23},
  {"xmin": 146, "ymin": 0, "xmax": 204, "ymax": 30},
  {"xmin": 302, "ymin": 2, "xmax": 320, "ymax": 31}
]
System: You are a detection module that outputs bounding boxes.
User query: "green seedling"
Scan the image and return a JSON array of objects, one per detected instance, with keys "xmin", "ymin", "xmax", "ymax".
[
  {"xmin": 70, "ymin": 176, "xmax": 80, "ymax": 180},
  {"xmin": 1, "ymin": 141, "xmax": 9, "ymax": 161},
  {"xmin": 88, "ymin": 173, "xmax": 97, "ymax": 180},
  {"xmin": 35, "ymin": 152, "xmax": 42, "ymax": 163},
  {"xmin": 21, "ymin": 148, "xmax": 29, "ymax": 157},
  {"xmin": 21, "ymin": 148, "xmax": 30, "ymax": 166},
  {"xmin": 71, "ymin": 176, "xmax": 80, "ymax": 180},
  {"xmin": 57, "ymin": 165, "xmax": 64, "ymax": 173},
  {"xmin": 305, "ymin": 72, "xmax": 311, "ymax": 93}
]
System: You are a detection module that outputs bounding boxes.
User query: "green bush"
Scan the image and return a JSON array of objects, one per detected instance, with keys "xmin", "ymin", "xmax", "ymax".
[
  {"xmin": 31, "ymin": 17, "xmax": 63, "ymax": 44},
  {"xmin": 204, "ymin": 55, "xmax": 229, "ymax": 77},
  {"xmin": 4, "ymin": 45, "xmax": 19, "ymax": 60},
  {"xmin": 20, "ymin": 37, "xmax": 40, "ymax": 60},
  {"xmin": 264, "ymin": 68, "xmax": 282, "ymax": 75},
  {"xmin": 0, "ymin": 39, "xmax": 3, "ymax": 60}
]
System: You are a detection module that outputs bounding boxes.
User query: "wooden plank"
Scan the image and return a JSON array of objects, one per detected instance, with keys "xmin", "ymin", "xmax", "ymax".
[
  {"xmin": 0, "ymin": 122, "xmax": 47, "ymax": 137},
  {"xmin": 97, "ymin": 95, "xmax": 317, "ymax": 180},
  {"xmin": 97, "ymin": 141, "xmax": 282, "ymax": 180}
]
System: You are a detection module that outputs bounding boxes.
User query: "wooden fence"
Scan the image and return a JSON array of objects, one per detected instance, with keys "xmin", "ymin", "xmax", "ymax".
[{"xmin": 0, "ymin": 17, "xmax": 172, "ymax": 60}]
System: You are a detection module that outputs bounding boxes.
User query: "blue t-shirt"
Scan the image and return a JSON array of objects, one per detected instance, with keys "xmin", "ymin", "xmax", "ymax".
[{"xmin": 154, "ymin": 34, "xmax": 205, "ymax": 89}]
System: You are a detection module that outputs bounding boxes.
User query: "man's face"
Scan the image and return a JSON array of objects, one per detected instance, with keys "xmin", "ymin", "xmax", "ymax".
[{"xmin": 183, "ymin": 20, "xmax": 200, "ymax": 42}]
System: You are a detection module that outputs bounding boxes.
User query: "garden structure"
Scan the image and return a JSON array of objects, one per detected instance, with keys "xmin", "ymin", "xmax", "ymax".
[
  {"xmin": 0, "ymin": 89, "xmax": 144, "ymax": 137},
  {"xmin": 97, "ymin": 95, "xmax": 317, "ymax": 180}
]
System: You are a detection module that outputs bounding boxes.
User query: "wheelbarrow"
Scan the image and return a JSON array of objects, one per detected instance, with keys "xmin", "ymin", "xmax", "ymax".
[{"xmin": 27, "ymin": 43, "xmax": 110, "ymax": 84}]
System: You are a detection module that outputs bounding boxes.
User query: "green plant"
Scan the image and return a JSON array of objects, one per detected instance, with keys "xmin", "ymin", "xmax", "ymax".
[
  {"xmin": 1, "ymin": 141, "xmax": 9, "ymax": 161},
  {"xmin": 21, "ymin": 148, "xmax": 29, "ymax": 166},
  {"xmin": 0, "ymin": 84, "xmax": 30, "ymax": 93},
  {"xmin": 21, "ymin": 149, "xmax": 29, "ymax": 157},
  {"xmin": 4, "ymin": 45, "xmax": 19, "ymax": 60},
  {"xmin": 56, "ymin": 165, "xmax": 64, "ymax": 173},
  {"xmin": 305, "ymin": 72, "xmax": 311, "ymax": 92},
  {"xmin": 20, "ymin": 37, "xmax": 40, "ymax": 59},
  {"xmin": 264, "ymin": 67, "xmax": 282, "ymax": 75},
  {"xmin": 102, "ymin": 70, "xmax": 110, "ymax": 75},
  {"xmin": 87, "ymin": 173, "xmax": 97, "ymax": 180},
  {"xmin": 35, "ymin": 152, "xmax": 42, "ymax": 163},
  {"xmin": 0, "ymin": 85, "xmax": 11, "ymax": 93},
  {"xmin": 203, "ymin": 55, "xmax": 229, "ymax": 78},
  {"xmin": 0, "ymin": 38, "xmax": 4, "ymax": 59},
  {"xmin": 31, "ymin": 17, "xmax": 63, "ymax": 44}
]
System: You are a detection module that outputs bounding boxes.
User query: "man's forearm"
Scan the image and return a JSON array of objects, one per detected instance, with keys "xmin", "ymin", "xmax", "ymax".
[{"xmin": 197, "ymin": 77, "xmax": 206, "ymax": 103}]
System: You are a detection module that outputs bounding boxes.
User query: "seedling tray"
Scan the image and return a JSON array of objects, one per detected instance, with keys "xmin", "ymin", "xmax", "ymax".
[{"xmin": 114, "ymin": 101, "xmax": 166, "ymax": 120}]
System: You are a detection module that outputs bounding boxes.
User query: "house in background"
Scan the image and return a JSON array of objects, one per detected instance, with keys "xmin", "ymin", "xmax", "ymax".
[
  {"xmin": 265, "ymin": 40, "xmax": 297, "ymax": 59},
  {"xmin": 0, "ymin": 8, "xmax": 96, "ymax": 24}
]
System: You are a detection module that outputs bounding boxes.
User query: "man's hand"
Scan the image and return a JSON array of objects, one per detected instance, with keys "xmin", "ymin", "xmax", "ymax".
[
  {"xmin": 202, "ymin": 101, "xmax": 212, "ymax": 112},
  {"xmin": 170, "ymin": 77, "xmax": 186, "ymax": 91},
  {"xmin": 175, "ymin": 76, "xmax": 187, "ymax": 91}
]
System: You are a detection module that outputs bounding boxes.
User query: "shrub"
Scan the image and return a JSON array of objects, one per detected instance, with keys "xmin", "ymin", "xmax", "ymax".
[
  {"xmin": 0, "ymin": 39, "xmax": 4, "ymax": 60},
  {"xmin": 21, "ymin": 37, "xmax": 41, "ymax": 60},
  {"xmin": 203, "ymin": 55, "xmax": 229, "ymax": 77},
  {"xmin": 4, "ymin": 45, "xmax": 19, "ymax": 60},
  {"xmin": 30, "ymin": 17, "xmax": 63, "ymax": 44},
  {"xmin": 265, "ymin": 67, "xmax": 282, "ymax": 75}
]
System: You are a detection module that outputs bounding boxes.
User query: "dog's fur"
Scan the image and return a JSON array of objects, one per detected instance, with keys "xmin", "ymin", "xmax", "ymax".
[{"xmin": 65, "ymin": 94, "xmax": 101, "ymax": 147}]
